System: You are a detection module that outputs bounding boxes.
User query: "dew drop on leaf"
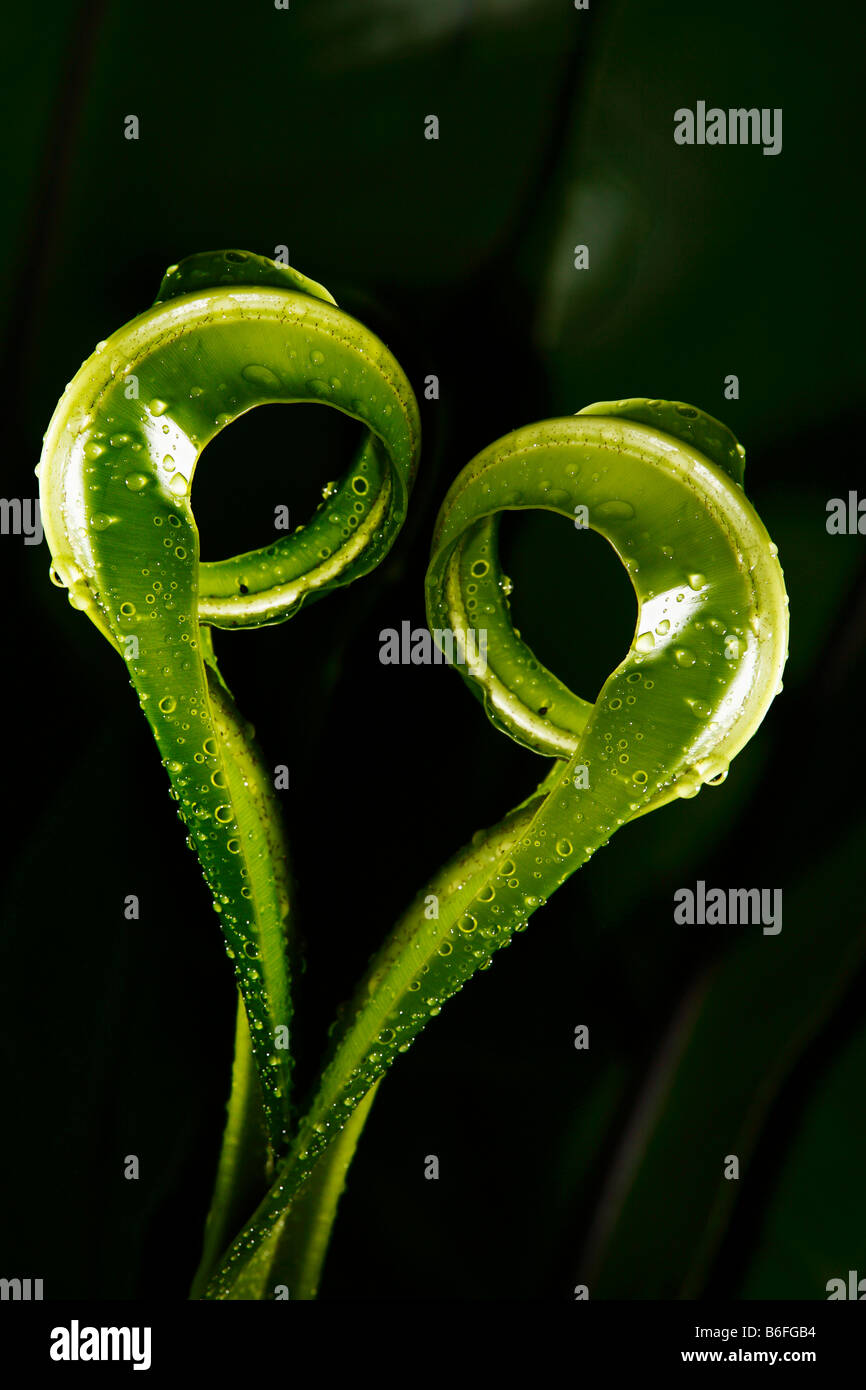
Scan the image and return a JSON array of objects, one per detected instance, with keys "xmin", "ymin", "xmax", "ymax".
[{"xmin": 242, "ymin": 364, "xmax": 280, "ymax": 388}]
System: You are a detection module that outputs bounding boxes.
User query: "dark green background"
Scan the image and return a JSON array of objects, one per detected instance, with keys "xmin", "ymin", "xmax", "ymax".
[{"xmin": 1, "ymin": 0, "xmax": 863, "ymax": 1299}]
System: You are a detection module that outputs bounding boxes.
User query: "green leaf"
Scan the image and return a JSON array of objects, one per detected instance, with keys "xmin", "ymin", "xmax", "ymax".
[
  {"xmin": 189, "ymin": 996, "xmax": 269, "ymax": 1300},
  {"xmin": 204, "ymin": 400, "xmax": 788, "ymax": 1296},
  {"xmin": 38, "ymin": 248, "xmax": 421, "ymax": 1152}
]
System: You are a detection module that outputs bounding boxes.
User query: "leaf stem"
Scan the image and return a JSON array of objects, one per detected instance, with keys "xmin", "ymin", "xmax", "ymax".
[
  {"xmin": 189, "ymin": 995, "xmax": 268, "ymax": 1298},
  {"xmin": 267, "ymin": 1083, "xmax": 380, "ymax": 1300}
]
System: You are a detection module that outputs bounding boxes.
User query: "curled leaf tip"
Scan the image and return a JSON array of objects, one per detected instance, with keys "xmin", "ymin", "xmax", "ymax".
[
  {"xmin": 426, "ymin": 401, "xmax": 787, "ymax": 814},
  {"xmin": 39, "ymin": 250, "xmax": 421, "ymax": 1151},
  {"xmin": 202, "ymin": 398, "xmax": 787, "ymax": 1299}
]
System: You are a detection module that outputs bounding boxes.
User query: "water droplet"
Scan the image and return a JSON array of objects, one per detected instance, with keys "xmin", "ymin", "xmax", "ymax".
[
  {"xmin": 242, "ymin": 363, "xmax": 280, "ymax": 388},
  {"xmin": 150, "ymin": 399, "xmax": 169, "ymax": 416},
  {"xmin": 635, "ymin": 631, "xmax": 655, "ymax": 653},
  {"xmin": 674, "ymin": 647, "xmax": 696, "ymax": 667},
  {"xmin": 595, "ymin": 499, "xmax": 635, "ymax": 520},
  {"xmin": 655, "ymin": 618, "xmax": 670, "ymax": 635},
  {"xmin": 125, "ymin": 472, "xmax": 149, "ymax": 491},
  {"xmin": 676, "ymin": 775, "xmax": 702, "ymax": 799},
  {"xmin": 688, "ymin": 573, "xmax": 706, "ymax": 591},
  {"xmin": 555, "ymin": 839, "xmax": 573, "ymax": 857},
  {"xmin": 685, "ymin": 697, "xmax": 711, "ymax": 719},
  {"xmin": 90, "ymin": 513, "xmax": 116, "ymax": 530},
  {"xmin": 309, "ymin": 349, "xmax": 325, "ymax": 365}
]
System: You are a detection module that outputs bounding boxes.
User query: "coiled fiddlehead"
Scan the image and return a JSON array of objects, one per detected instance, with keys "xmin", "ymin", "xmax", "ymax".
[
  {"xmin": 202, "ymin": 398, "xmax": 788, "ymax": 1298},
  {"xmin": 38, "ymin": 250, "xmax": 421, "ymax": 1155}
]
